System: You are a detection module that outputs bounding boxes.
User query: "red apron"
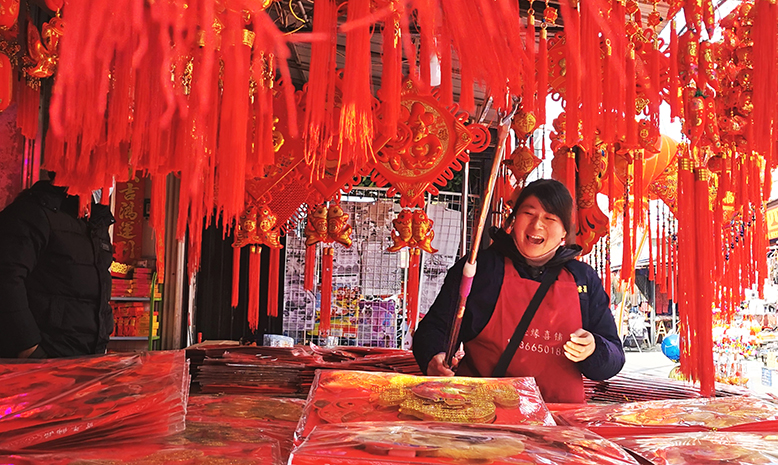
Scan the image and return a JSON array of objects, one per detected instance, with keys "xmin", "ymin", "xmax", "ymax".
[{"xmin": 458, "ymin": 259, "xmax": 585, "ymax": 403}]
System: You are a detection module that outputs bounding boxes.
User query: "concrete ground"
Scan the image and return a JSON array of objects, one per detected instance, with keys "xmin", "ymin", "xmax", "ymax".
[{"xmin": 621, "ymin": 346, "xmax": 778, "ymax": 398}]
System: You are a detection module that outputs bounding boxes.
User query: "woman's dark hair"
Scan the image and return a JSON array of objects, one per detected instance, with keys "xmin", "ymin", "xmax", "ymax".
[{"xmin": 508, "ymin": 179, "xmax": 573, "ymax": 233}]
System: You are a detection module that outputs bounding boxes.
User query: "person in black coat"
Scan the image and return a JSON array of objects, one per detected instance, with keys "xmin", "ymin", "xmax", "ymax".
[
  {"xmin": 413, "ymin": 179, "xmax": 624, "ymax": 403},
  {"xmin": 0, "ymin": 176, "xmax": 115, "ymax": 358}
]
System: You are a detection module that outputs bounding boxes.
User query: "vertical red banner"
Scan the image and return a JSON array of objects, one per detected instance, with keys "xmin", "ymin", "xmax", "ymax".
[{"xmin": 113, "ymin": 175, "xmax": 145, "ymax": 263}]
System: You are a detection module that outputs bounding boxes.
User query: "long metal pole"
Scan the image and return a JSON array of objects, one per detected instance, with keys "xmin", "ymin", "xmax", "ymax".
[
  {"xmin": 460, "ymin": 162, "xmax": 470, "ymax": 258},
  {"xmin": 445, "ymin": 103, "xmax": 517, "ymax": 366}
]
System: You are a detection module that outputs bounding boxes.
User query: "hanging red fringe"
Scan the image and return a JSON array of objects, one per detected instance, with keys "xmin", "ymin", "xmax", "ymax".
[
  {"xmin": 247, "ymin": 245, "xmax": 262, "ymax": 332},
  {"xmin": 562, "ymin": 3, "xmax": 580, "ymax": 148},
  {"xmin": 407, "ymin": 249, "xmax": 421, "ymax": 334},
  {"xmin": 304, "ymin": 244, "xmax": 316, "ymax": 291},
  {"xmin": 232, "ymin": 246, "xmax": 241, "ymax": 308},
  {"xmin": 580, "ymin": 3, "xmax": 598, "ymax": 152},
  {"xmin": 150, "ymin": 175, "xmax": 166, "ymax": 283},
  {"xmin": 16, "ymin": 80, "xmax": 39, "ymax": 139},
  {"xmin": 305, "ymin": 0, "xmax": 337, "ymax": 174},
  {"xmin": 648, "ymin": 207, "xmax": 654, "ymax": 281},
  {"xmin": 267, "ymin": 247, "xmax": 280, "ymax": 318},
  {"xmin": 216, "ymin": 10, "xmax": 251, "ymax": 223},
  {"xmin": 669, "ymin": 21, "xmax": 680, "ymax": 120},
  {"xmin": 694, "ymin": 168, "xmax": 715, "ymax": 397},
  {"xmin": 750, "ymin": 0, "xmax": 777, "ymax": 158},
  {"xmin": 523, "ymin": 10, "xmax": 536, "ymax": 117},
  {"xmin": 338, "ymin": 0, "xmax": 376, "ymax": 171},
  {"xmin": 566, "ymin": 149, "xmax": 577, "ymax": 208},
  {"xmin": 677, "ymin": 155, "xmax": 696, "ymax": 383},
  {"xmin": 380, "ymin": 11, "xmax": 402, "ymax": 135},
  {"xmin": 634, "ymin": 150, "xmax": 644, "ymax": 226},
  {"xmin": 624, "ymin": 47, "xmax": 637, "ymax": 148},
  {"xmin": 319, "ymin": 247, "xmax": 334, "ymax": 338},
  {"xmin": 537, "ymin": 26, "xmax": 548, "ymax": 127},
  {"xmin": 439, "ymin": 28, "xmax": 453, "ymax": 108},
  {"xmin": 620, "ymin": 180, "xmax": 632, "ymax": 283}
]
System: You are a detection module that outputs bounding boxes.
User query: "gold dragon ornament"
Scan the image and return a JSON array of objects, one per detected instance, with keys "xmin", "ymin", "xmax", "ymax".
[
  {"xmin": 387, "ymin": 208, "xmax": 437, "ymax": 253},
  {"xmin": 304, "ymin": 203, "xmax": 352, "ymax": 248}
]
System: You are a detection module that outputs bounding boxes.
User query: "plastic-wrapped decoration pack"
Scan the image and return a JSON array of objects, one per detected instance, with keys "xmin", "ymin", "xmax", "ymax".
[
  {"xmin": 289, "ymin": 422, "xmax": 640, "ymax": 464},
  {"xmin": 0, "ymin": 351, "xmax": 190, "ymax": 452},
  {"xmin": 554, "ymin": 396, "xmax": 778, "ymax": 437},
  {"xmin": 295, "ymin": 370, "xmax": 555, "ymax": 440},
  {"xmin": 613, "ymin": 432, "xmax": 778, "ymax": 465}
]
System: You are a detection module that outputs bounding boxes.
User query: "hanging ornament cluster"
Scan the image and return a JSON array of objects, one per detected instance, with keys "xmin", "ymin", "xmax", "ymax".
[
  {"xmin": 303, "ymin": 202, "xmax": 353, "ymax": 339},
  {"xmin": 386, "ymin": 207, "xmax": 437, "ymax": 334}
]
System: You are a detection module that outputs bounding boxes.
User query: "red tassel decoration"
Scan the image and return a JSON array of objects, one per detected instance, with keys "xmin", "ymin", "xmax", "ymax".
[
  {"xmin": 381, "ymin": 12, "xmax": 402, "ymax": 135},
  {"xmin": 537, "ymin": 26, "xmax": 548, "ymax": 126},
  {"xmin": 694, "ymin": 168, "xmax": 714, "ymax": 397},
  {"xmin": 648, "ymin": 205, "xmax": 654, "ymax": 282},
  {"xmin": 750, "ymin": 0, "xmax": 778, "ymax": 158},
  {"xmin": 566, "ymin": 149, "xmax": 577, "ymax": 208},
  {"xmin": 439, "ymin": 28, "xmax": 453, "ymax": 108},
  {"xmin": 16, "ymin": 81, "xmax": 39, "ymax": 139},
  {"xmin": 151, "ymin": 175, "xmax": 166, "ymax": 283},
  {"xmin": 267, "ymin": 247, "xmax": 280, "ymax": 318},
  {"xmin": 677, "ymin": 155, "xmax": 696, "ymax": 383},
  {"xmin": 305, "ymin": 0, "xmax": 337, "ymax": 171},
  {"xmin": 216, "ymin": 10, "xmax": 251, "ymax": 224},
  {"xmin": 319, "ymin": 247, "xmax": 334, "ymax": 338},
  {"xmin": 625, "ymin": 47, "xmax": 637, "ymax": 148},
  {"xmin": 232, "ymin": 246, "xmax": 241, "ymax": 308},
  {"xmin": 634, "ymin": 150, "xmax": 644, "ymax": 226},
  {"xmin": 621, "ymin": 181, "xmax": 632, "ymax": 283},
  {"xmin": 523, "ymin": 9, "xmax": 536, "ymax": 117},
  {"xmin": 338, "ymin": 0, "xmax": 375, "ymax": 171},
  {"xmin": 562, "ymin": 5, "xmax": 580, "ymax": 148},
  {"xmin": 669, "ymin": 21, "xmax": 680, "ymax": 120},
  {"xmin": 248, "ymin": 245, "xmax": 262, "ymax": 332},
  {"xmin": 407, "ymin": 249, "xmax": 421, "ymax": 333},
  {"xmin": 304, "ymin": 244, "xmax": 316, "ymax": 291}
]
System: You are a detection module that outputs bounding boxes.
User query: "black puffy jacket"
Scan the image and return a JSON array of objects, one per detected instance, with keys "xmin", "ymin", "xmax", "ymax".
[{"xmin": 0, "ymin": 181, "xmax": 114, "ymax": 358}]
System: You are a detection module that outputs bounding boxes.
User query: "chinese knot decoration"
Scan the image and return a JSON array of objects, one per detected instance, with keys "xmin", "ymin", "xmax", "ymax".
[
  {"xmin": 371, "ymin": 79, "xmax": 489, "ymax": 207},
  {"xmin": 232, "ymin": 204, "xmax": 283, "ymax": 330},
  {"xmin": 303, "ymin": 203, "xmax": 353, "ymax": 339}
]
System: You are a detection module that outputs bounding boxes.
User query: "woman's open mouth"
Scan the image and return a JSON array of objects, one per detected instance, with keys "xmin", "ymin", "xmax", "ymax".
[{"xmin": 527, "ymin": 234, "xmax": 544, "ymax": 245}]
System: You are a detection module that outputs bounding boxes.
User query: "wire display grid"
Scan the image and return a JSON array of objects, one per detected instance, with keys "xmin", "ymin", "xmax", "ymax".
[{"xmin": 282, "ymin": 188, "xmax": 480, "ymax": 349}]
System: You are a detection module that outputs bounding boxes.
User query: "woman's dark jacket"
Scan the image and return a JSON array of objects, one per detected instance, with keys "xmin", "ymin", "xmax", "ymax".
[
  {"xmin": 0, "ymin": 181, "xmax": 115, "ymax": 358},
  {"xmin": 413, "ymin": 228, "xmax": 625, "ymax": 381}
]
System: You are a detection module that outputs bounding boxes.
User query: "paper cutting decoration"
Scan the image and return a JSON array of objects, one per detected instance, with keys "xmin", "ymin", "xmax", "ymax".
[{"xmin": 371, "ymin": 79, "xmax": 489, "ymax": 207}]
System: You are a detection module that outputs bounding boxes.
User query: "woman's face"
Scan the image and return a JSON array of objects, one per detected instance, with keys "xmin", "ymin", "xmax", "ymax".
[{"xmin": 510, "ymin": 195, "xmax": 567, "ymax": 259}]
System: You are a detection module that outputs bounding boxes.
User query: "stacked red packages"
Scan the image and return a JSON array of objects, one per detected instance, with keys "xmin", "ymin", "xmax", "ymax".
[
  {"xmin": 0, "ymin": 351, "xmax": 190, "ymax": 452},
  {"xmin": 295, "ymin": 370, "xmax": 555, "ymax": 441}
]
